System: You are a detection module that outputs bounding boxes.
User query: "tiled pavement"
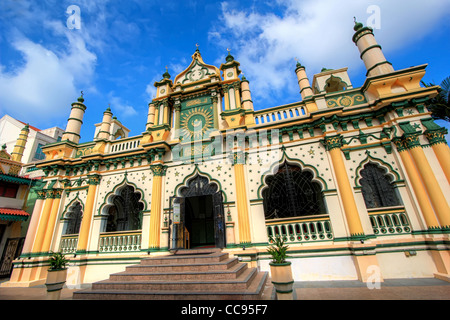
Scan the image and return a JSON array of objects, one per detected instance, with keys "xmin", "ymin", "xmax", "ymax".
[{"xmin": 0, "ymin": 277, "xmax": 449, "ymax": 300}]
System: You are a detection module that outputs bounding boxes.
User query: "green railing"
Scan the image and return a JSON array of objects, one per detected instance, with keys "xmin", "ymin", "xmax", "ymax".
[
  {"xmin": 98, "ymin": 230, "xmax": 142, "ymax": 252},
  {"xmin": 266, "ymin": 215, "xmax": 333, "ymax": 243},
  {"xmin": 369, "ymin": 208, "xmax": 411, "ymax": 235},
  {"xmin": 60, "ymin": 235, "xmax": 78, "ymax": 254}
]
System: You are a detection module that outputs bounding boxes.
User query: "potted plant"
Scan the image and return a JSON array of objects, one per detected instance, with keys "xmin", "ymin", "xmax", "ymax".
[
  {"xmin": 45, "ymin": 251, "xmax": 68, "ymax": 300},
  {"xmin": 267, "ymin": 235, "xmax": 294, "ymax": 300}
]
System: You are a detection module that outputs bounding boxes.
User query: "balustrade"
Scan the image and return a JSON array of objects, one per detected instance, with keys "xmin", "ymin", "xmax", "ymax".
[
  {"xmin": 266, "ymin": 216, "xmax": 333, "ymax": 243},
  {"xmin": 98, "ymin": 231, "xmax": 142, "ymax": 252},
  {"xmin": 368, "ymin": 209, "xmax": 411, "ymax": 235},
  {"xmin": 60, "ymin": 235, "xmax": 78, "ymax": 254},
  {"xmin": 254, "ymin": 105, "xmax": 306, "ymax": 126}
]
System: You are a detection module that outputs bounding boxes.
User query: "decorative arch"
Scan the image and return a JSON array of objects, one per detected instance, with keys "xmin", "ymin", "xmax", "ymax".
[
  {"xmin": 173, "ymin": 165, "xmax": 227, "ymax": 202},
  {"xmin": 61, "ymin": 195, "xmax": 85, "ymax": 235},
  {"xmin": 354, "ymin": 154, "xmax": 402, "ymax": 209},
  {"xmin": 324, "ymin": 75, "xmax": 348, "ymax": 93},
  {"xmin": 257, "ymin": 151, "xmax": 328, "ymax": 200},
  {"xmin": 97, "ymin": 173, "xmax": 147, "ymax": 232},
  {"xmin": 98, "ymin": 173, "xmax": 147, "ymax": 215},
  {"xmin": 113, "ymin": 128, "xmax": 125, "ymax": 140},
  {"xmin": 257, "ymin": 150, "xmax": 328, "ymax": 219},
  {"xmin": 354, "ymin": 153, "xmax": 401, "ymax": 188}
]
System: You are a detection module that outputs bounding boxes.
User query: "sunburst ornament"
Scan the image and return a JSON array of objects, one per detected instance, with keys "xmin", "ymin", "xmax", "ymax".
[{"xmin": 180, "ymin": 106, "xmax": 213, "ymax": 140}]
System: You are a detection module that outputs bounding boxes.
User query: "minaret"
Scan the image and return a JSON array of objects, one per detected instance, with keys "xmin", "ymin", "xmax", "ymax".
[
  {"xmin": 146, "ymin": 102, "xmax": 156, "ymax": 130},
  {"xmin": 240, "ymin": 75, "xmax": 254, "ymax": 110},
  {"xmin": 11, "ymin": 124, "xmax": 30, "ymax": 162},
  {"xmin": 96, "ymin": 106, "xmax": 113, "ymax": 140},
  {"xmin": 352, "ymin": 19, "xmax": 394, "ymax": 77},
  {"xmin": 61, "ymin": 92, "xmax": 86, "ymax": 143},
  {"xmin": 295, "ymin": 61, "xmax": 314, "ymax": 99}
]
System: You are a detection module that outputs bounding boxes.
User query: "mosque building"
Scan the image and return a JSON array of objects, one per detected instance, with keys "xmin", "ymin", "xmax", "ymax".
[{"xmin": 3, "ymin": 21, "xmax": 449, "ymax": 290}]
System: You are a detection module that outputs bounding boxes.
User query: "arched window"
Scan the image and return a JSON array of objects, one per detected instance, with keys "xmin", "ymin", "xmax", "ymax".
[
  {"xmin": 324, "ymin": 75, "xmax": 347, "ymax": 93},
  {"xmin": 262, "ymin": 162, "xmax": 326, "ymax": 219},
  {"xmin": 105, "ymin": 185, "xmax": 144, "ymax": 232},
  {"xmin": 65, "ymin": 201, "xmax": 83, "ymax": 235},
  {"xmin": 360, "ymin": 163, "xmax": 401, "ymax": 209}
]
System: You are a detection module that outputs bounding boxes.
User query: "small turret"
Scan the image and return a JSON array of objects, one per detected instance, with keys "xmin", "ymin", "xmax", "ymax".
[
  {"xmin": 11, "ymin": 124, "xmax": 29, "ymax": 162},
  {"xmin": 295, "ymin": 61, "xmax": 314, "ymax": 99},
  {"xmin": 352, "ymin": 18, "xmax": 394, "ymax": 77},
  {"xmin": 61, "ymin": 92, "xmax": 86, "ymax": 144}
]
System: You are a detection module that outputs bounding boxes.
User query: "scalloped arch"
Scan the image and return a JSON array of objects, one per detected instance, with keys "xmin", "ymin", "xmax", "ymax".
[
  {"xmin": 97, "ymin": 173, "xmax": 147, "ymax": 216},
  {"xmin": 60, "ymin": 193, "xmax": 84, "ymax": 220},
  {"xmin": 173, "ymin": 165, "xmax": 228, "ymax": 202},
  {"xmin": 354, "ymin": 153, "xmax": 401, "ymax": 187},
  {"xmin": 257, "ymin": 151, "xmax": 328, "ymax": 200}
]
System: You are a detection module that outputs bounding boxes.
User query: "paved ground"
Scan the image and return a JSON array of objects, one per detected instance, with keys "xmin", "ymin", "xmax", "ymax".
[{"xmin": 1, "ymin": 277, "xmax": 449, "ymax": 300}]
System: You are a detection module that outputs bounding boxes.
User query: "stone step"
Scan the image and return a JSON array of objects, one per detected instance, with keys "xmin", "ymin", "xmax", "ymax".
[
  {"xmin": 111, "ymin": 262, "xmax": 248, "ymax": 281},
  {"xmin": 91, "ymin": 267, "xmax": 257, "ymax": 292},
  {"xmin": 125, "ymin": 257, "xmax": 239, "ymax": 273},
  {"xmin": 73, "ymin": 271, "xmax": 268, "ymax": 300},
  {"xmin": 139, "ymin": 252, "xmax": 229, "ymax": 265}
]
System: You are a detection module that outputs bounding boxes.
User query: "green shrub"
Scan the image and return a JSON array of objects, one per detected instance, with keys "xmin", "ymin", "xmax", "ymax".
[
  {"xmin": 48, "ymin": 251, "xmax": 68, "ymax": 270},
  {"xmin": 267, "ymin": 235, "xmax": 289, "ymax": 264}
]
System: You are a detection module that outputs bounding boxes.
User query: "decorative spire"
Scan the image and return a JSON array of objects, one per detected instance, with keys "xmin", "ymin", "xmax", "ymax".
[
  {"xmin": 226, "ymin": 48, "xmax": 234, "ymax": 62},
  {"xmin": 353, "ymin": 17, "xmax": 363, "ymax": 31},
  {"xmin": 162, "ymin": 65, "xmax": 171, "ymax": 79},
  {"xmin": 77, "ymin": 90, "xmax": 85, "ymax": 103}
]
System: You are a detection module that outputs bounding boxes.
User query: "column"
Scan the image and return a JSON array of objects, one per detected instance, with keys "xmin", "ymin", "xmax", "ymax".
[
  {"xmin": 163, "ymin": 101, "xmax": 169, "ymax": 125},
  {"xmin": 154, "ymin": 103, "xmax": 160, "ymax": 126},
  {"xmin": 233, "ymin": 82, "xmax": 242, "ymax": 109},
  {"xmin": 148, "ymin": 163, "xmax": 167, "ymax": 250},
  {"xmin": 76, "ymin": 174, "xmax": 101, "ymax": 253},
  {"xmin": 404, "ymin": 134, "xmax": 450, "ymax": 229},
  {"xmin": 32, "ymin": 189, "xmax": 55, "ymax": 253},
  {"xmin": 21, "ymin": 190, "xmax": 45, "ymax": 254},
  {"xmin": 223, "ymin": 88, "xmax": 230, "ymax": 111},
  {"xmin": 392, "ymin": 138, "xmax": 440, "ymax": 230},
  {"xmin": 41, "ymin": 189, "xmax": 63, "ymax": 253},
  {"xmin": 211, "ymin": 94, "xmax": 219, "ymax": 129},
  {"xmin": 232, "ymin": 152, "xmax": 251, "ymax": 245},
  {"xmin": 424, "ymin": 128, "xmax": 450, "ymax": 184},
  {"xmin": 174, "ymin": 100, "xmax": 181, "ymax": 131},
  {"xmin": 159, "ymin": 103, "xmax": 165, "ymax": 125},
  {"xmin": 322, "ymin": 135, "xmax": 365, "ymax": 238}
]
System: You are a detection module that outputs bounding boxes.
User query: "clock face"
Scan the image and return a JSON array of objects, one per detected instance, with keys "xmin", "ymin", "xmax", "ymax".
[
  {"xmin": 180, "ymin": 106, "xmax": 213, "ymax": 140},
  {"xmin": 189, "ymin": 65, "xmax": 205, "ymax": 82}
]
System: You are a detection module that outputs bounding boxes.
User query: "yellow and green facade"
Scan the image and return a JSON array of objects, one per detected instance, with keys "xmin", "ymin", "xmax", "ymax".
[{"xmin": 3, "ymin": 22, "xmax": 449, "ymax": 288}]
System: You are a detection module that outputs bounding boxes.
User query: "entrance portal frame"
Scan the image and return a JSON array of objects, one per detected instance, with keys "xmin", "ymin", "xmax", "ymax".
[{"xmin": 168, "ymin": 174, "xmax": 226, "ymax": 250}]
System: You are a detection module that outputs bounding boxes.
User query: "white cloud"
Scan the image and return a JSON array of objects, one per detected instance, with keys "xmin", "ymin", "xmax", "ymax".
[
  {"xmin": 213, "ymin": 0, "xmax": 450, "ymax": 108},
  {"xmin": 108, "ymin": 94, "xmax": 138, "ymax": 118},
  {"xmin": 0, "ymin": 12, "xmax": 97, "ymax": 127},
  {"xmin": 0, "ymin": 37, "xmax": 79, "ymax": 124}
]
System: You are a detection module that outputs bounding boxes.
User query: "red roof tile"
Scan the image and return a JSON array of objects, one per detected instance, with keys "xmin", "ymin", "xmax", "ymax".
[
  {"xmin": 18, "ymin": 120, "xmax": 41, "ymax": 132},
  {"xmin": 0, "ymin": 208, "xmax": 30, "ymax": 216}
]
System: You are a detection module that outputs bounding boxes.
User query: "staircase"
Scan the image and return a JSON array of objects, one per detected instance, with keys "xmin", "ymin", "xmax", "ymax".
[{"xmin": 73, "ymin": 248, "xmax": 269, "ymax": 300}]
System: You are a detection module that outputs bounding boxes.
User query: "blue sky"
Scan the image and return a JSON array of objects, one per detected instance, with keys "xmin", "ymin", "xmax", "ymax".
[{"xmin": 1, "ymin": 0, "xmax": 449, "ymax": 143}]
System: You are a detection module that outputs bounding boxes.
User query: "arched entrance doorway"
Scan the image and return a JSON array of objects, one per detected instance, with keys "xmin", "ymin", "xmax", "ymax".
[{"xmin": 170, "ymin": 175, "xmax": 225, "ymax": 250}]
